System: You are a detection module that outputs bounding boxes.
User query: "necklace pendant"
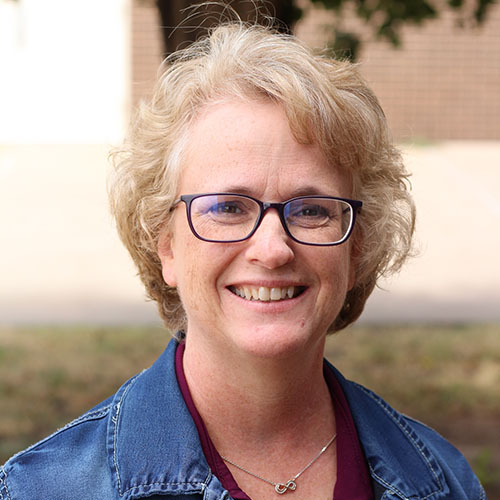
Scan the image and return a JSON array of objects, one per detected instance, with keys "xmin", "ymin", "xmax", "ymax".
[{"xmin": 275, "ymin": 480, "xmax": 297, "ymax": 494}]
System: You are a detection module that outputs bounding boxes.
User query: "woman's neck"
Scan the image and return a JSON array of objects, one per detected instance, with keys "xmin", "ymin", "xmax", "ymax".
[{"xmin": 181, "ymin": 333, "xmax": 335, "ymax": 448}]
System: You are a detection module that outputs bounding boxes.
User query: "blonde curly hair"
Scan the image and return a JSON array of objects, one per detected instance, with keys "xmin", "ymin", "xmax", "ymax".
[{"xmin": 109, "ymin": 22, "xmax": 415, "ymax": 335}]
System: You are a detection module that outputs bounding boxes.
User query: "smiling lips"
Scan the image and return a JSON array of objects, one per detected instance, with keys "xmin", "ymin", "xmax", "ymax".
[{"xmin": 229, "ymin": 285, "xmax": 306, "ymax": 302}]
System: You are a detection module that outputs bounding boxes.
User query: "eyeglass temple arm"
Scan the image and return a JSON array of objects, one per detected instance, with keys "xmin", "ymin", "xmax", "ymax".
[{"xmin": 170, "ymin": 198, "xmax": 182, "ymax": 212}]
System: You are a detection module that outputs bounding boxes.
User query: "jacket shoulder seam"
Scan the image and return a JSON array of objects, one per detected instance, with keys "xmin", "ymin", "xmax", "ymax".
[
  {"xmin": 4, "ymin": 404, "xmax": 112, "ymax": 464},
  {"xmin": 0, "ymin": 466, "xmax": 12, "ymax": 500},
  {"xmin": 111, "ymin": 372, "xmax": 144, "ymax": 495},
  {"xmin": 479, "ymin": 482, "xmax": 487, "ymax": 500}
]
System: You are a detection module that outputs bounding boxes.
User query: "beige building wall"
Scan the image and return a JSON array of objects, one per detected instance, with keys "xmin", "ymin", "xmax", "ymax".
[{"xmin": 130, "ymin": 1, "xmax": 500, "ymax": 140}]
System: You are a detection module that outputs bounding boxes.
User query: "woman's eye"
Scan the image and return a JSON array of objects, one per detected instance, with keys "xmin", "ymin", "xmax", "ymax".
[
  {"xmin": 298, "ymin": 205, "xmax": 327, "ymax": 217},
  {"xmin": 210, "ymin": 202, "xmax": 242, "ymax": 214},
  {"xmin": 302, "ymin": 207, "xmax": 318, "ymax": 216}
]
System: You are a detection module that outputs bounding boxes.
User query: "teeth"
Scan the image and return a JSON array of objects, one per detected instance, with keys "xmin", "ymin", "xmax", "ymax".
[{"xmin": 231, "ymin": 286, "xmax": 302, "ymax": 302}]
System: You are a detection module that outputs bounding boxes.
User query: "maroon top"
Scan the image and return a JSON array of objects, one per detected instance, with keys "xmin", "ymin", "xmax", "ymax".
[{"xmin": 175, "ymin": 342, "xmax": 373, "ymax": 499}]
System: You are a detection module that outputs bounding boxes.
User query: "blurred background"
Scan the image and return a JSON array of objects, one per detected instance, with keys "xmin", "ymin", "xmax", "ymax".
[
  {"xmin": 1, "ymin": 0, "xmax": 499, "ymax": 324},
  {"xmin": 0, "ymin": 0, "xmax": 499, "ymax": 495}
]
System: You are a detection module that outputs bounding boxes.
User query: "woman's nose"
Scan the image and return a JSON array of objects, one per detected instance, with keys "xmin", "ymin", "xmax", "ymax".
[{"xmin": 244, "ymin": 210, "xmax": 294, "ymax": 269}]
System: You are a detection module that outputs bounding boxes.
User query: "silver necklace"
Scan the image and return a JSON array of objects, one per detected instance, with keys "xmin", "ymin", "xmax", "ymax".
[{"xmin": 220, "ymin": 433, "xmax": 337, "ymax": 495}]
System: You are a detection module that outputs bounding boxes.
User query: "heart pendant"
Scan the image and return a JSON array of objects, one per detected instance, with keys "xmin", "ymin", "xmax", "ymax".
[{"xmin": 274, "ymin": 480, "xmax": 297, "ymax": 494}]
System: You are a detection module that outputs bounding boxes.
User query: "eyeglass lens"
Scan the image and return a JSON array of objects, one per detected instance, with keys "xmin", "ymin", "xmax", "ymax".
[{"xmin": 188, "ymin": 194, "xmax": 354, "ymax": 244}]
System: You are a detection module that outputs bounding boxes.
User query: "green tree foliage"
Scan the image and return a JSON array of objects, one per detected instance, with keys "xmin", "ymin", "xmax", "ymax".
[{"xmin": 309, "ymin": 0, "xmax": 497, "ymax": 59}]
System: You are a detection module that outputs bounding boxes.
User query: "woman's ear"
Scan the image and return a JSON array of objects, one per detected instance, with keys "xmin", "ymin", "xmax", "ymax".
[
  {"xmin": 157, "ymin": 230, "xmax": 178, "ymax": 287},
  {"xmin": 347, "ymin": 256, "xmax": 356, "ymax": 292},
  {"xmin": 347, "ymin": 236, "xmax": 361, "ymax": 291}
]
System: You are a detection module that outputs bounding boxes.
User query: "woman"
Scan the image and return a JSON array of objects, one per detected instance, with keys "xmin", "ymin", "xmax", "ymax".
[{"xmin": 1, "ymin": 22, "xmax": 485, "ymax": 500}]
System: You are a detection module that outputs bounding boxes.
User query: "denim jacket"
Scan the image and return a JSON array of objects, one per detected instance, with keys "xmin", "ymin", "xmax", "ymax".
[{"xmin": 1, "ymin": 340, "xmax": 485, "ymax": 500}]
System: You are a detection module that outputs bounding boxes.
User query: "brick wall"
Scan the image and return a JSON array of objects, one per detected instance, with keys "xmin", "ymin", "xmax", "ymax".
[
  {"xmin": 131, "ymin": 1, "xmax": 500, "ymax": 140},
  {"xmin": 131, "ymin": 1, "xmax": 163, "ymax": 107},
  {"xmin": 362, "ymin": 8, "xmax": 500, "ymax": 141}
]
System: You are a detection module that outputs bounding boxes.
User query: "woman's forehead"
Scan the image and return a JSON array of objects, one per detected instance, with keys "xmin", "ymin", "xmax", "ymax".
[{"xmin": 177, "ymin": 100, "xmax": 351, "ymax": 199}]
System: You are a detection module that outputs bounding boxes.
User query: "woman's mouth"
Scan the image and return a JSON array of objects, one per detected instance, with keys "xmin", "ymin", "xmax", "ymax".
[{"xmin": 228, "ymin": 285, "xmax": 306, "ymax": 302}]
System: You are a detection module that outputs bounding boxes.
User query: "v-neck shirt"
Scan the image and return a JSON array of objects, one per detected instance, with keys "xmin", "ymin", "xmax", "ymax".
[{"xmin": 175, "ymin": 342, "xmax": 373, "ymax": 500}]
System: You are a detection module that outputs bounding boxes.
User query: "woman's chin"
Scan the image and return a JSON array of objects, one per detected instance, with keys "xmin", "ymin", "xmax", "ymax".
[{"xmin": 227, "ymin": 323, "xmax": 325, "ymax": 361}]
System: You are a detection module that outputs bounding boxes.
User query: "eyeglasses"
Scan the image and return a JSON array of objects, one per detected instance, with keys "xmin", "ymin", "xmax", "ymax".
[{"xmin": 172, "ymin": 193, "xmax": 362, "ymax": 246}]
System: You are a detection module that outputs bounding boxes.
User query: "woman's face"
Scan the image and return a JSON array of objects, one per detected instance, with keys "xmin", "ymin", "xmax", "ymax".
[{"xmin": 158, "ymin": 99, "xmax": 356, "ymax": 360}]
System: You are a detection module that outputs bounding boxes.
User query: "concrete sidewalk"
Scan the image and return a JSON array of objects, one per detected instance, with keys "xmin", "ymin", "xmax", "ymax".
[{"xmin": 1, "ymin": 141, "xmax": 499, "ymax": 324}]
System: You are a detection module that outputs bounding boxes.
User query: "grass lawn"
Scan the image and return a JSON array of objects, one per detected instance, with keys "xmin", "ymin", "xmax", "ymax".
[{"xmin": 1, "ymin": 323, "xmax": 499, "ymax": 496}]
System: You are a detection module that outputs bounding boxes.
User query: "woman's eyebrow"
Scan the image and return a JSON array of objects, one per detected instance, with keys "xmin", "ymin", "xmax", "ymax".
[
  {"xmin": 212, "ymin": 185, "xmax": 333, "ymax": 198},
  {"xmin": 219, "ymin": 185, "xmax": 255, "ymax": 195}
]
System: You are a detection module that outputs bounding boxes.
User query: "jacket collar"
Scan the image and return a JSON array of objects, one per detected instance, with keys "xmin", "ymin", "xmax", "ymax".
[
  {"xmin": 328, "ymin": 361, "xmax": 449, "ymax": 499},
  {"xmin": 107, "ymin": 340, "xmax": 448, "ymax": 499},
  {"xmin": 107, "ymin": 340, "xmax": 227, "ymax": 499}
]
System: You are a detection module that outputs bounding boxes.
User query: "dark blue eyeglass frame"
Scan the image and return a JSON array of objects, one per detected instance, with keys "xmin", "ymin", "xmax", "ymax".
[{"xmin": 171, "ymin": 193, "xmax": 363, "ymax": 246}]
